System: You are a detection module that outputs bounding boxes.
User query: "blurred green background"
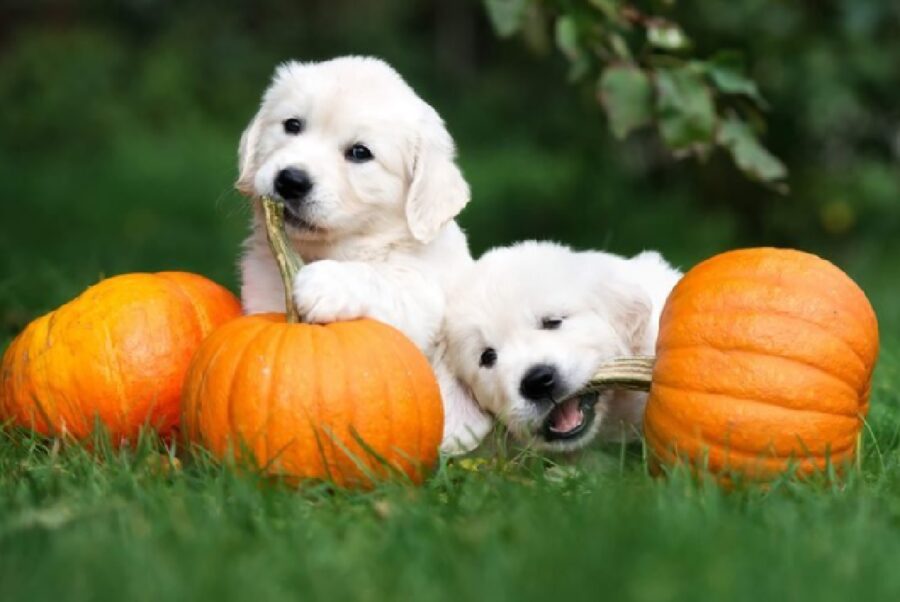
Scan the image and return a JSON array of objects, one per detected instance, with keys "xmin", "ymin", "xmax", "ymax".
[
  {"xmin": 1, "ymin": 4, "xmax": 900, "ymax": 601},
  {"xmin": 1, "ymin": 0, "xmax": 898, "ymax": 340}
]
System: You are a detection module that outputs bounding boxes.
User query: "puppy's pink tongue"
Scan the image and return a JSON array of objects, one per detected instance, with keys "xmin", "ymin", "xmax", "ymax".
[{"xmin": 549, "ymin": 398, "xmax": 584, "ymax": 433}]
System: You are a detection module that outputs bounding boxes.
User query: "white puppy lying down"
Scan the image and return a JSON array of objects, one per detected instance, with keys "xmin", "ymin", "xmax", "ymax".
[
  {"xmin": 237, "ymin": 57, "xmax": 479, "ymax": 442},
  {"xmin": 441, "ymin": 241, "xmax": 682, "ymax": 455}
]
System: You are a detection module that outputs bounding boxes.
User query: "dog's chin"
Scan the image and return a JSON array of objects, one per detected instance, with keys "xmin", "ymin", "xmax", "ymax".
[
  {"xmin": 524, "ymin": 391, "xmax": 603, "ymax": 452},
  {"xmin": 282, "ymin": 205, "xmax": 328, "ymax": 237}
]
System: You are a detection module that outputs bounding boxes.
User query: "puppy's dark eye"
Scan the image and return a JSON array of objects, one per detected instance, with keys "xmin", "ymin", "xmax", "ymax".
[
  {"xmin": 479, "ymin": 347, "xmax": 497, "ymax": 368},
  {"xmin": 345, "ymin": 143, "xmax": 373, "ymax": 163},
  {"xmin": 540, "ymin": 317, "xmax": 564, "ymax": 330},
  {"xmin": 283, "ymin": 118, "xmax": 305, "ymax": 135}
]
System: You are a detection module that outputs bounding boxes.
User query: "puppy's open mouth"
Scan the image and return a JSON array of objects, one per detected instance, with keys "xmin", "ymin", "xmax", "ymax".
[{"xmin": 541, "ymin": 392, "xmax": 598, "ymax": 441}]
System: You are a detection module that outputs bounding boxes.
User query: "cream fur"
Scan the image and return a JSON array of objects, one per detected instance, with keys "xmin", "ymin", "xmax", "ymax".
[
  {"xmin": 440, "ymin": 241, "xmax": 682, "ymax": 454},
  {"xmin": 237, "ymin": 57, "xmax": 476, "ymax": 447}
]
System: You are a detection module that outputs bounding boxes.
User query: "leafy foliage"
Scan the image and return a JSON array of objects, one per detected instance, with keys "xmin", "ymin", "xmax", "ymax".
[{"xmin": 482, "ymin": 0, "xmax": 788, "ymax": 188}]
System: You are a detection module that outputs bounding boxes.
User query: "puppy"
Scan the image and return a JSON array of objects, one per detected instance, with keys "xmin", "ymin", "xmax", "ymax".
[
  {"xmin": 237, "ymin": 57, "xmax": 479, "ymax": 435},
  {"xmin": 441, "ymin": 241, "xmax": 681, "ymax": 454}
]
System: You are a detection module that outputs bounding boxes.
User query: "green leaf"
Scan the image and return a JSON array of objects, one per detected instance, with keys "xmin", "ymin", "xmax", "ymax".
[
  {"xmin": 567, "ymin": 54, "xmax": 592, "ymax": 82},
  {"xmin": 655, "ymin": 65, "xmax": 716, "ymax": 152},
  {"xmin": 717, "ymin": 115, "xmax": 787, "ymax": 184},
  {"xmin": 484, "ymin": 0, "xmax": 529, "ymax": 38},
  {"xmin": 598, "ymin": 66, "xmax": 653, "ymax": 139},
  {"xmin": 647, "ymin": 20, "xmax": 689, "ymax": 50},
  {"xmin": 555, "ymin": 15, "xmax": 580, "ymax": 60},
  {"xmin": 607, "ymin": 32, "xmax": 633, "ymax": 61},
  {"xmin": 588, "ymin": 0, "xmax": 621, "ymax": 21},
  {"xmin": 705, "ymin": 51, "xmax": 766, "ymax": 106}
]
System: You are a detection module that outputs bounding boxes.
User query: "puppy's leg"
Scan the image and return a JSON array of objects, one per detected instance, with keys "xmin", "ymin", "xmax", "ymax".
[
  {"xmin": 292, "ymin": 260, "xmax": 444, "ymax": 351},
  {"xmin": 240, "ymin": 234, "xmax": 289, "ymax": 314},
  {"xmin": 432, "ymin": 341, "xmax": 494, "ymax": 455}
]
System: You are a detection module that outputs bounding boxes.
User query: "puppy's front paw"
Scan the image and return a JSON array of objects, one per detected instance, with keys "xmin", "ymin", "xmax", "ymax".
[{"xmin": 292, "ymin": 260, "xmax": 372, "ymax": 323}]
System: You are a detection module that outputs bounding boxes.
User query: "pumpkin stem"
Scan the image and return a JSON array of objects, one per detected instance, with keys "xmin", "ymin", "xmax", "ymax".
[
  {"xmin": 261, "ymin": 196, "xmax": 305, "ymax": 323},
  {"xmin": 582, "ymin": 356, "xmax": 654, "ymax": 393}
]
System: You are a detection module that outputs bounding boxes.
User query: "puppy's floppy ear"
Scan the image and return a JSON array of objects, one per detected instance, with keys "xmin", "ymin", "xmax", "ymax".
[
  {"xmin": 433, "ymin": 342, "xmax": 493, "ymax": 456},
  {"xmin": 610, "ymin": 286, "xmax": 653, "ymax": 354},
  {"xmin": 236, "ymin": 111, "xmax": 262, "ymax": 196},
  {"xmin": 405, "ymin": 108, "xmax": 470, "ymax": 243},
  {"xmin": 585, "ymin": 254, "xmax": 654, "ymax": 354}
]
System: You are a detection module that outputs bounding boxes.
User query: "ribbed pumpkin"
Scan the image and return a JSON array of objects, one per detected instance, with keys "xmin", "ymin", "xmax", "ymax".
[
  {"xmin": 0, "ymin": 272, "xmax": 241, "ymax": 443},
  {"xmin": 181, "ymin": 198, "xmax": 443, "ymax": 488},
  {"xmin": 643, "ymin": 248, "xmax": 879, "ymax": 481}
]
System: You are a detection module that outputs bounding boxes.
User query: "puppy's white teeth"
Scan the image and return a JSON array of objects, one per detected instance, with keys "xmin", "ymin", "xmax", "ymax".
[{"xmin": 548, "ymin": 398, "xmax": 584, "ymax": 434}]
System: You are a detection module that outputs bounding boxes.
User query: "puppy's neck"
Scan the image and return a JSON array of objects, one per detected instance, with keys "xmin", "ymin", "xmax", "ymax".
[
  {"xmin": 289, "ymin": 225, "xmax": 418, "ymax": 263},
  {"xmin": 248, "ymin": 214, "xmax": 420, "ymax": 263}
]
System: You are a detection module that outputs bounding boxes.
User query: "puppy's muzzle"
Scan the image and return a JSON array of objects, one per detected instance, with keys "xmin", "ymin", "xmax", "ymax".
[
  {"xmin": 274, "ymin": 168, "xmax": 313, "ymax": 207},
  {"xmin": 519, "ymin": 364, "xmax": 561, "ymax": 402}
]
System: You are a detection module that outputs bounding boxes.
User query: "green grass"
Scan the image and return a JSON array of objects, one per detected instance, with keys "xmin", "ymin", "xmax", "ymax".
[
  {"xmin": 1, "ymin": 359, "xmax": 900, "ymax": 602},
  {"xmin": 3, "ymin": 124, "xmax": 900, "ymax": 602}
]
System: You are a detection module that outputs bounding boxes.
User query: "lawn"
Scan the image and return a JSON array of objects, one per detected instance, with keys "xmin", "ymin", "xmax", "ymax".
[
  {"xmin": 1, "ymin": 362, "xmax": 899, "ymax": 602},
  {"xmin": 2, "ymin": 130, "xmax": 899, "ymax": 602}
]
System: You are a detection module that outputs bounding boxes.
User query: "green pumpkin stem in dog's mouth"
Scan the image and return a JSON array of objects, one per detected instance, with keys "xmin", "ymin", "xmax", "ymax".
[{"xmin": 261, "ymin": 196, "xmax": 305, "ymax": 324}]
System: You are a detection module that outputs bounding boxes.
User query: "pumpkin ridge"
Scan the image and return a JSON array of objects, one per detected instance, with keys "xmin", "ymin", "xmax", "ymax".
[
  {"xmin": 2, "ymin": 325, "xmax": 35, "ymax": 428},
  {"xmin": 155, "ymin": 273, "xmax": 213, "ymax": 334},
  {"xmin": 663, "ymin": 299, "xmax": 873, "ymax": 371},
  {"xmin": 35, "ymin": 299, "xmax": 74, "ymax": 435},
  {"xmin": 345, "ymin": 321, "xmax": 387, "ymax": 482},
  {"xmin": 680, "ymin": 248, "xmax": 860, "ymax": 290},
  {"xmin": 102, "ymin": 312, "xmax": 132, "ymax": 436},
  {"xmin": 260, "ymin": 323, "xmax": 292, "ymax": 474},
  {"xmin": 309, "ymin": 325, "xmax": 335, "ymax": 481},
  {"xmin": 670, "ymin": 265, "xmax": 864, "ymax": 301},
  {"xmin": 651, "ymin": 380, "xmax": 860, "ymax": 427},
  {"xmin": 666, "ymin": 272, "xmax": 874, "ymax": 340},
  {"xmin": 645, "ymin": 400, "xmax": 856, "ymax": 470},
  {"xmin": 656, "ymin": 343, "xmax": 862, "ymax": 400},
  {"xmin": 364, "ymin": 321, "xmax": 408, "ymax": 478},
  {"xmin": 184, "ymin": 324, "xmax": 236, "ymax": 444},
  {"xmin": 29, "ymin": 312, "xmax": 73, "ymax": 437},
  {"xmin": 39, "ymin": 309, "xmax": 90, "ymax": 437},
  {"xmin": 384, "ymin": 325, "xmax": 398, "ymax": 479},
  {"xmin": 643, "ymin": 417, "xmax": 855, "ymax": 473},
  {"xmin": 243, "ymin": 322, "xmax": 282, "ymax": 467},
  {"xmin": 355, "ymin": 321, "xmax": 394, "ymax": 481},
  {"xmin": 19, "ymin": 317, "xmax": 53, "ymax": 435},
  {"xmin": 225, "ymin": 321, "xmax": 271, "ymax": 460},
  {"xmin": 667, "ymin": 282, "xmax": 871, "ymax": 343},
  {"xmin": 646, "ymin": 421, "xmax": 857, "ymax": 466},
  {"xmin": 324, "ymin": 323, "xmax": 353, "ymax": 483},
  {"xmin": 34, "ymin": 315, "xmax": 69, "ymax": 434},
  {"xmin": 329, "ymin": 323, "xmax": 357, "ymax": 484},
  {"xmin": 378, "ymin": 322, "xmax": 425, "ymax": 476}
]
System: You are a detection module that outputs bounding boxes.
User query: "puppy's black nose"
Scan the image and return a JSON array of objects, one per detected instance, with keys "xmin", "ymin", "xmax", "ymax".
[
  {"xmin": 274, "ymin": 168, "xmax": 313, "ymax": 203},
  {"xmin": 520, "ymin": 364, "xmax": 559, "ymax": 401}
]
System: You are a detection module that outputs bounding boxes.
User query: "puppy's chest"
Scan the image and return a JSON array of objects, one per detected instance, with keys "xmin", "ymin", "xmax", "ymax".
[{"xmin": 290, "ymin": 238, "xmax": 398, "ymax": 264}]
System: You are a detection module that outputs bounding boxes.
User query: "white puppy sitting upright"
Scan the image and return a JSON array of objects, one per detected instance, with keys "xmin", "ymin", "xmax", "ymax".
[
  {"xmin": 441, "ymin": 241, "xmax": 681, "ymax": 454},
  {"xmin": 238, "ymin": 56, "xmax": 472, "ymax": 355}
]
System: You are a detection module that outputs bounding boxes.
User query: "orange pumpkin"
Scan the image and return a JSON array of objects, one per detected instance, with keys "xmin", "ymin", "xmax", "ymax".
[
  {"xmin": 181, "ymin": 198, "xmax": 443, "ymax": 488},
  {"xmin": 644, "ymin": 248, "xmax": 879, "ymax": 481},
  {"xmin": 587, "ymin": 248, "xmax": 878, "ymax": 482},
  {"xmin": 0, "ymin": 272, "xmax": 241, "ymax": 443}
]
